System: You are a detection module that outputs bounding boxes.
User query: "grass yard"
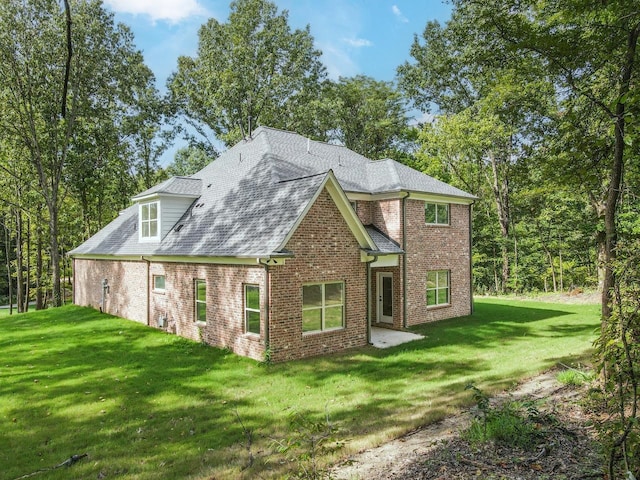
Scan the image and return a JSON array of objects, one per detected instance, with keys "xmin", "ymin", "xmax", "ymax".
[{"xmin": 0, "ymin": 298, "xmax": 599, "ymax": 479}]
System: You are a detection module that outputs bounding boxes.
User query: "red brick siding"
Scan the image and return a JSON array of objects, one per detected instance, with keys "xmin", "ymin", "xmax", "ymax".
[
  {"xmin": 404, "ymin": 200, "xmax": 472, "ymax": 324},
  {"xmin": 371, "ymin": 199, "xmax": 402, "ymax": 243},
  {"xmin": 161, "ymin": 263, "xmax": 266, "ymax": 361},
  {"xmin": 73, "ymin": 258, "xmax": 266, "ymax": 361},
  {"xmin": 268, "ymin": 188, "xmax": 368, "ymax": 362},
  {"xmin": 355, "ymin": 201, "xmax": 372, "ymax": 225},
  {"xmin": 73, "ymin": 258, "xmax": 148, "ymax": 324}
]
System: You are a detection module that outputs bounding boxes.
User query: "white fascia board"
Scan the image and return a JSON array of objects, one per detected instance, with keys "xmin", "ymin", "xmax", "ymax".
[
  {"xmin": 71, "ymin": 253, "xmax": 282, "ymax": 266},
  {"xmin": 347, "ymin": 190, "xmax": 475, "ymax": 205},
  {"xmin": 276, "ymin": 171, "xmax": 376, "ymax": 253},
  {"xmin": 370, "ymin": 255, "xmax": 400, "ymax": 268},
  {"xmin": 404, "ymin": 191, "xmax": 476, "ymax": 205},
  {"xmin": 132, "ymin": 192, "xmax": 201, "ymax": 203}
]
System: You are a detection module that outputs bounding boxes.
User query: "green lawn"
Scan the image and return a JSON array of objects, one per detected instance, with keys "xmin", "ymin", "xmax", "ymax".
[{"xmin": 0, "ymin": 299, "xmax": 599, "ymax": 479}]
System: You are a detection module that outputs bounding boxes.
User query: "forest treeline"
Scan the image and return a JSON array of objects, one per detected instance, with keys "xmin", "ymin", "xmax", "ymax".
[
  {"xmin": 2, "ymin": 0, "xmax": 636, "ymax": 313},
  {"xmin": 0, "ymin": 0, "xmax": 638, "ymax": 475}
]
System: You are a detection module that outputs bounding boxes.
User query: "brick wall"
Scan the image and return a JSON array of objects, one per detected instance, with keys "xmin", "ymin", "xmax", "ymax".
[
  {"xmin": 73, "ymin": 258, "xmax": 267, "ymax": 361},
  {"xmin": 160, "ymin": 263, "xmax": 266, "ymax": 361},
  {"xmin": 355, "ymin": 201, "xmax": 371, "ymax": 225},
  {"xmin": 74, "ymin": 258, "xmax": 148, "ymax": 324},
  {"xmin": 371, "ymin": 199, "xmax": 402, "ymax": 243},
  {"xmin": 269, "ymin": 188, "xmax": 368, "ymax": 362},
  {"xmin": 404, "ymin": 200, "xmax": 472, "ymax": 324}
]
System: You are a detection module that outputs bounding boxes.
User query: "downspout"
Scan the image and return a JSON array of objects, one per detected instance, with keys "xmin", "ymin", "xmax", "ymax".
[
  {"xmin": 402, "ymin": 192, "xmax": 410, "ymax": 329},
  {"xmin": 141, "ymin": 256, "xmax": 150, "ymax": 325},
  {"xmin": 264, "ymin": 262, "xmax": 270, "ymax": 349},
  {"xmin": 258, "ymin": 259, "xmax": 271, "ymax": 352},
  {"xmin": 72, "ymin": 257, "xmax": 76, "ymax": 305},
  {"xmin": 364, "ymin": 254, "xmax": 378, "ymax": 344},
  {"xmin": 469, "ymin": 202, "xmax": 475, "ymax": 314}
]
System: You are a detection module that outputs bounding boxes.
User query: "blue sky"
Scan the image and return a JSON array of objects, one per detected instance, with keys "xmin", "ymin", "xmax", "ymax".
[{"xmin": 102, "ymin": 0, "xmax": 453, "ymax": 163}]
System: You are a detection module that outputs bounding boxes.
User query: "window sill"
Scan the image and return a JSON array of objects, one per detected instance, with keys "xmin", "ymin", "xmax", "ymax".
[
  {"xmin": 302, "ymin": 327, "xmax": 345, "ymax": 336},
  {"xmin": 425, "ymin": 223, "xmax": 450, "ymax": 227},
  {"xmin": 152, "ymin": 289, "xmax": 166, "ymax": 295},
  {"xmin": 195, "ymin": 320, "xmax": 207, "ymax": 327},
  {"xmin": 426, "ymin": 303, "xmax": 451, "ymax": 310}
]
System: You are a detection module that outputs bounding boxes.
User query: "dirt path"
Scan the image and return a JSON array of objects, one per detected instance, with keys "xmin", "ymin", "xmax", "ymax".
[{"xmin": 331, "ymin": 371, "xmax": 600, "ymax": 480}]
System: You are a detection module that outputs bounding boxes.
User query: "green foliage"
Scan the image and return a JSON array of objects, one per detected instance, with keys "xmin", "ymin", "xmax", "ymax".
[
  {"xmin": 593, "ymin": 238, "xmax": 640, "ymax": 478},
  {"xmin": 166, "ymin": 146, "xmax": 213, "ymax": 177},
  {"xmin": 324, "ymin": 75, "xmax": 414, "ymax": 159},
  {"xmin": 0, "ymin": 0, "xmax": 167, "ymax": 307},
  {"xmin": 556, "ymin": 368, "xmax": 594, "ymax": 387},
  {"xmin": 465, "ymin": 384, "xmax": 539, "ymax": 449},
  {"xmin": 169, "ymin": 0, "xmax": 326, "ymax": 147},
  {"xmin": 272, "ymin": 409, "xmax": 344, "ymax": 479}
]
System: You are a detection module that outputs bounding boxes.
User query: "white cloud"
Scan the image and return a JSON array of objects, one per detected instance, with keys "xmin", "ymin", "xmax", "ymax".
[
  {"xmin": 104, "ymin": 0, "xmax": 208, "ymax": 23},
  {"xmin": 342, "ymin": 37, "xmax": 373, "ymax": 48},
  {"xmin": 318, "ymin": 41, "xmax": 358, "ymax": 80},
  {"xmin": 392, "ymin": 5, "xmax": 409, "ymax": 23}
]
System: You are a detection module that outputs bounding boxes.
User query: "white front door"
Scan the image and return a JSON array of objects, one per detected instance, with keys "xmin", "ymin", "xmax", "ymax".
[{"xmin": 377, "ymin": 272, "xmax": 393, "ymax": 324}]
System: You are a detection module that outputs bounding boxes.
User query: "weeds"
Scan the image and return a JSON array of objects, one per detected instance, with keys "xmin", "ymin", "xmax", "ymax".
[
  {"xmin": 272, "ymin": 408, "xmax": 344, "ymax": 479},
  {"xmin": 556, "ymin": 367, "xmax": 594, "ymax": 386},
  {"xmin": 464, "ymin": 384, "xmax": 540, "ymax": 449}
]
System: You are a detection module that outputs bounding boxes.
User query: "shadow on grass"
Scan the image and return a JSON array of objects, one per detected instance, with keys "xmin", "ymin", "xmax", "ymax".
[{"xmin": 0, "ymin": 300, "xmax": 599, "ymax": 479}]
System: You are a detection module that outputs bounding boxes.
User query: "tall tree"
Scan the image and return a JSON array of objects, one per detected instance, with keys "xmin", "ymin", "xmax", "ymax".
[
  {"xmin": 169, "ymin": 0, "xmax": 326, "ymax": 147},
  {"xmin": 398, "ymin": 16, "xmax": 552, "ymax": 293},
  {"xmin": 167, "ymin": 147, "xmax": 213, "ymax": 177},
  {"xmin": 452, "ymin": 0, "xmax": 640, "ymax": 317},
  {"xmin": 0, "ymin": 0, "xmax": 160, "ymax": 306},
  {"xmin": 325, "ymin": 75, "xmax": 413, "ymax": 159}
]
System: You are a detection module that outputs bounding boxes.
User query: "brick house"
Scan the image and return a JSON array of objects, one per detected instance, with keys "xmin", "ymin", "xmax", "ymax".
[{"xmin": 70, "ymin": 127, "xmax": 475, "ymax": 362}]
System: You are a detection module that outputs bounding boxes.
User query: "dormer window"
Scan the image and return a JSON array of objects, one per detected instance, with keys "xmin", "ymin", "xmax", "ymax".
[{"xmin": 140, "ymin": 201, "xmax": 160, "ymax": 241}]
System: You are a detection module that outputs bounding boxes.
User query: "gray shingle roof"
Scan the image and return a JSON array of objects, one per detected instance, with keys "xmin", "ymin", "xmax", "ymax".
[
  {"xmin": 70, "ymin": 126, "xmax": 474, "ymax": 258},
  {"xmin": 365, "ymin": 226, "xmax": 404, "ymax": 254},
  {"xmin": 132, "ymin": 176, "xmax": 202, "ymax": 199}
]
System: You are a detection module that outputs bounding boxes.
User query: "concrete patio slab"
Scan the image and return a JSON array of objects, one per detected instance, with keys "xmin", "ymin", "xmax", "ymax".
[{"xmin": 370, "ymin": 326, "xmax": 424, "ymax": 349}]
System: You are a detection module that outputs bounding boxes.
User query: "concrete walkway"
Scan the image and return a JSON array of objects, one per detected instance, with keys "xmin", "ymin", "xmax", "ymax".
[{"xmin": 370, "ymin": 326, "xmax": 424, "ymax": 349}]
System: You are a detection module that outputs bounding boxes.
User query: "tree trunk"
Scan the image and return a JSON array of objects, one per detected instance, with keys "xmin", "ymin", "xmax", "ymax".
[
  {"xmin": 488, "ymin": 152, "xmax": 511, "ymax": 293},
  {"xmin": 49, "ymin": 198, "xmax": 62, "ymax": 307},
  {"xmin": 23, "ymin": 216, "xmax": 30, "ymax": 312},
  {"xmin": 3, "ymin": 217, "xmax": 12, "ymax": 315},
  {"xmin": 36, "ymin": 221, "xmax": 44, "ymax": 309},
  {"xmin": 602, "ymin": 23, "xmax": 639, "ymax": 321},
  {"xmin": 15, "ymin": 208, "xmax": 24, "ymax": 313}
]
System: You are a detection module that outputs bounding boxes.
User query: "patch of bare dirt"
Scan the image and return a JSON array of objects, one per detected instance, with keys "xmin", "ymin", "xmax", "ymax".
[{"xmin": 332, "ymin": 371, "xmax": 603, "ymax": 480}]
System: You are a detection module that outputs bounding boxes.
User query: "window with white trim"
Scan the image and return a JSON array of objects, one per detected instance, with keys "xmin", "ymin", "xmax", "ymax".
[
  {"xmin": 426, "ymin": 271, "xmax": 450, "ymax": 307},
  {"xmin": 425, "ymin": 202, "xmax": 449, "ymax": 225},
  {"xmin": 140, "ymin": 201, "xmax": 160, "ymax": 239},
  {"xmin": 245, "ymin": 285, "xmax": 260, "ymax": 335},
  {"xmin": 153, "ymin": 275, "xmax": 165, "ymax": 292},
  {"xmin": 302, "ymin": 282, "xmax": 344, "ymax": 332},
  {"xmin": 195, "ymin": 279, "xmax": 206, "ymax": 322}
]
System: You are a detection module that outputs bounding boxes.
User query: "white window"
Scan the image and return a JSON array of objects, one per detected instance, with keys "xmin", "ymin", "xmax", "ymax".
[
  {"xmin": 426, "ymin": 271, "xmax": 450, "ymax": 307},
  {"xmin": 140, "ymin": 201, "xmax": 159, "ymax": 240},
  {"xmin": 302, "ymin": 282, "xmax": 344, "ymax": 333},
  {"xmin": 153, "ymin": 275, "xmax": 165, "ymax": 292},
  {"xmin": 425, "ymin": 202, "xmax": 449, "ymax": 225},
  {"xmin": 244, "ymin": 285, "xmax": 260, "ymax": 335},
  {"xmin": 195, "ymin": 279, "xmax": 206, "ymax": 322}
]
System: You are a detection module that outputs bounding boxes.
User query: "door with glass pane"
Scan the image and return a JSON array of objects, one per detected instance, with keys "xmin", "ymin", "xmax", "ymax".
[{"xmin": 377, "ymin": 273, "xmax": 393, "ymax": 324}]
